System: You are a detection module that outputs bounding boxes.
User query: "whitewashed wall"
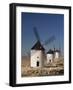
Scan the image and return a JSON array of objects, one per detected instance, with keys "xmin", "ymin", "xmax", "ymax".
[
  {"xmin": 54, "ymin": 52, "xmax": 59, "ymax": 59},
  {"xmin": 30, "ymin": 50, "xmax": 44, "ymax": 67},
  {"xmin": 47, "ymin": 54, "xmax": 53, "ymax": 63}
]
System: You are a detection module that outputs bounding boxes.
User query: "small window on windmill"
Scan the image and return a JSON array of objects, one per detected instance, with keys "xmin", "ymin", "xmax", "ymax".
[
  {"xmin": 49, "ymin": 59, "xmax": 51, "ymax": 63},
  {"xmin": 37, "ymin": 57, "xmax": 39, "ymax": 58}
]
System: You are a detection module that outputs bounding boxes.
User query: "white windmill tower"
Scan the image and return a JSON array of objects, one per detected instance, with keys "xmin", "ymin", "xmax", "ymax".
[
  {"xmin": 46, "ymin": 49, "xmax": 54, "ymax": 63},
  {"xmin": 31, "ymin": 40, "xmax": 45, "ymax": 67},
  {"xmin": 54, "ymin": 49, "xmax": 60, "ymax": 59},
  {"xmin": 53, "ymin": 39, "xmax": 61, "ymax": 60},
  {"xmin": 43, "ymin": 35, "xmax": 56, "ymax": 64},
  {"xmin": 30, "ymin": 27, "xmax": 45, "ymax": 68}
]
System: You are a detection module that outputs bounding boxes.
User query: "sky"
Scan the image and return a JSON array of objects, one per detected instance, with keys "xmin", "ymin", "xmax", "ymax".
[{"xmin": 21, "ymin": 12, "xmax": 64, "ymax": 56}]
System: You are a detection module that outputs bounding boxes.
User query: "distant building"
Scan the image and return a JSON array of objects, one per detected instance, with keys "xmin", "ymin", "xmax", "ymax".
[
  {"xmin": 30, "ymin": 41, "xmax": 45, "ymax": 68},
  {"xmin": 54, "ymin": 50, "xmax": 60, "ymax": 59},
  {"xmin": 47, "ymin": 49, "xmax": 54, "ymax": 63}
]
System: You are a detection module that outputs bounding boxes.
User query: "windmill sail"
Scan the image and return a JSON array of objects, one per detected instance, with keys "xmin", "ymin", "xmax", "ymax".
[
  {"xmin": 33, "ymin": 27, "xmax": 41, "ymax": 42},
  {"xmin": 43, "ymin": 36, "xmax": 56, "ymax": 46}
]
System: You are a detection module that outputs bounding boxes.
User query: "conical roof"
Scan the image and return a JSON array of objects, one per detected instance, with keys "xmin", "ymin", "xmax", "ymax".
[
  {"xmin": 54, "ymin": 49, "xmax": 60, "ymax": 52},
  {"xmin": 31, "ymin": 41, "xmax": 45, "ymax": 50},
  {"xmin": 47, "ymin": 49, "xmax": 54, "ymax": 54}
]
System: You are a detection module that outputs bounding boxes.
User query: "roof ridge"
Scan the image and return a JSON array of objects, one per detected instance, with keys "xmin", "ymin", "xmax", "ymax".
[{"xmin": 31, "ymin": 41, "xmax": 45, "ymax": 50}]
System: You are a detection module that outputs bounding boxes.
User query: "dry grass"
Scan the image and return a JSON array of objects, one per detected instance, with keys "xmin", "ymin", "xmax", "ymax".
[{"xmin": 21, "ymin": 56, "xmax": 64, "ymax": 77}]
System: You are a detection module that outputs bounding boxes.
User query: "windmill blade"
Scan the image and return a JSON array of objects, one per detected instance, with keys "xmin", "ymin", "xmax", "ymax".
[
  {"xmin": 24, "ymin": 49, "xmax": 30, "ymax": 57},
  {"xmin": 33, "ymin": 27, "xmax": 41, "ymax": 42},
  {"xmin": 23, "ymin": 49, "xmax": 27, "ymax": 56},
  {"xmin": 43, "ymin": 35, "xmax": 56, "ymax": 46},
  {"xmin": 26, "ymin": 51, "xmax": 30, "ymax": 57}
]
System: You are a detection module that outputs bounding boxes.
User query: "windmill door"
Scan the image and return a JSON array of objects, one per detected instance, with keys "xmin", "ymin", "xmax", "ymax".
[{"xmin": 37, "ymin": 61, "xmax": 39, "ymax": 67}]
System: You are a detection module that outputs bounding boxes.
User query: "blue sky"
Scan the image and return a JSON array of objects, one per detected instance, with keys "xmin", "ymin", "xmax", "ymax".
[{"xmin": 21, "ymin": 12, "xmax": 64, "ymax": 56}]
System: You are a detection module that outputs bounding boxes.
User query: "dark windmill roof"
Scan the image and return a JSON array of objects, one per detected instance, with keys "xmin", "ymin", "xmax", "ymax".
[
  {"xmin": 47, "ymin": 49, "xmax": 54, "ymax": 54},
  {"xmin": 54, "ymin": 49, "xmax": 60, "ymax": 52},
  {"xmin": 31, "ymin": 41, "xmax": 45, "ymax": 50}
]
